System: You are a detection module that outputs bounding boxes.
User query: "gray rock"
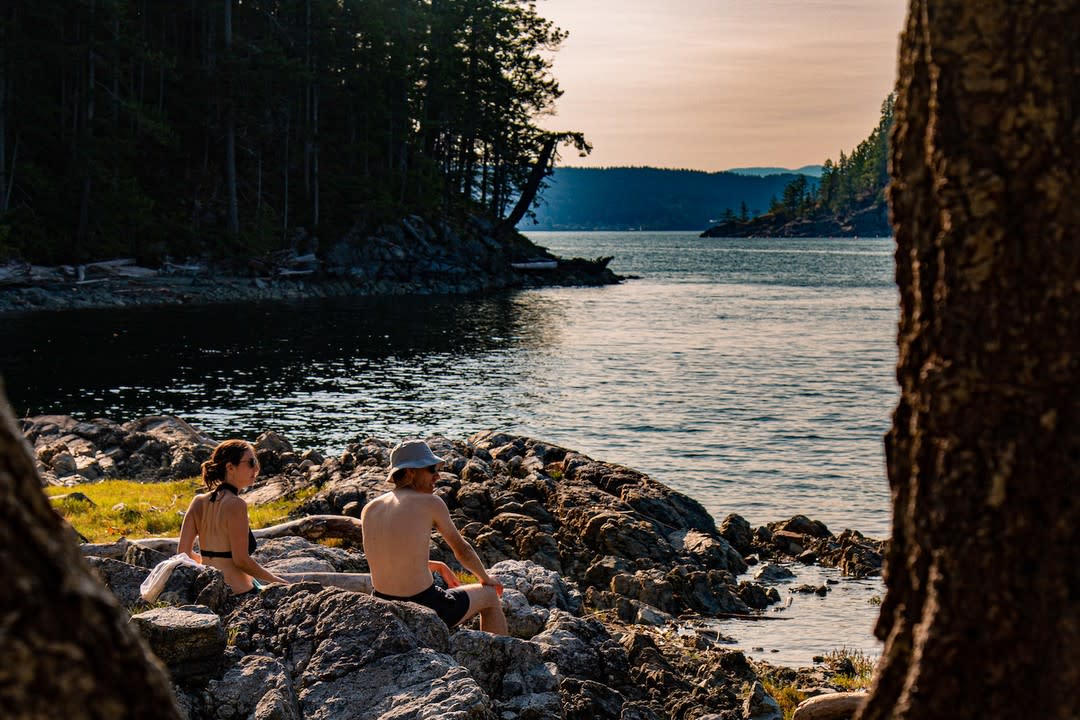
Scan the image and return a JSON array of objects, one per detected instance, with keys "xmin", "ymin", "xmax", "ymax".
[
  {"xmin": 500, "ymin": 588, "xmax": 549, "ymax": 639},
  {"xmin": 130, "ymin": 605, "xmax": 226, "ymax": 683},
  {"xmin": 743, "ymin": 680, "xmax": 782, "ymax": 720},
  {"xmin": 721, "ymin": 515, "xmax": 756, "ymax": 557},
  {"xmin": 300, "ymin": 648, "xmax": 492, "ymax": 720},
  {"xmin": 531, "ymin": 611, "xmax": 630, "ymax": 688},
  {"xmin": 205, "ymin": 654, "xmax": 301, "ymax": 720},
  {"xmin": 50, "ymin": 452, "xmax": 78, "ymax": 477},
  {"xmin": 490, "ymin": 558, "xmax": 582, "ymax": 613},
  {"xmin": 754, "ymin": 563, "xmax": 796, "ymax": 584},
  {"xmin": 86, "ymin": 556, "xmax": 151, "ymax": 608},
  {"xmin": 450, "ymin": 629, "xmax": 560, "ymax": 717}
]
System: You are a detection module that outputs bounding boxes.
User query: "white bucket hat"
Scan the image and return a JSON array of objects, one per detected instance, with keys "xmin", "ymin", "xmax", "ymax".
[{"xmin": 387, "ymin": 439, "xmax": 444, "ymax": 482}]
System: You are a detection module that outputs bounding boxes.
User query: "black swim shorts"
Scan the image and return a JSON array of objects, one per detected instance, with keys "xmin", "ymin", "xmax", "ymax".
[{"xmin": 373, "ymin": 584, "xmax": 471, "ymax": 627}]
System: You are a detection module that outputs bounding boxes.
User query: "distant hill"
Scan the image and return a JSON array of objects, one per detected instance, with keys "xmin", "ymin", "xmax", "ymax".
[
  {"xmin": 703, "ymin": 96, "xmax": 895, "ymax": 239},
  {"xmin": 525, "ymin": 166, "xmax": 816, "ymax": 231},
  {"xmin": 726, "ymin": 165, "xmax": 824, "ymax": 178}
]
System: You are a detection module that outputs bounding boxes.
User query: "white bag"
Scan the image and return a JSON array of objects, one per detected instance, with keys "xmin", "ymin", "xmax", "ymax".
[{"xmin": 139, "ymin": 553, "xmax": 201, "ymax": 602}]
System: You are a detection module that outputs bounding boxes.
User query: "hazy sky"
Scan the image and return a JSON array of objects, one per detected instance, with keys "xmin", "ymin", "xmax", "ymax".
[{"xmin": 536, "ymin": 0, "xmax": 907, "ymax": 171}]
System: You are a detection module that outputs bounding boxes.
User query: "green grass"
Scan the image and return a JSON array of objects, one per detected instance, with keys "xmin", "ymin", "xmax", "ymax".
[
  {"xmin": 248, "ymin": 486, "xmax": 319, "ymax": 528},
  {"xmin": 761, "ymin": 648, "xmax": 877, "ymax": 719},
  {"xmin": 47, "ymin": 479, "xmax": 201, "ymax": 541},
  {"xmin": 819, "ymin": 648, "xmax": 876, "ymax": 691},
  {"xmin": 46, "ymin": 478, "xmax": 318, "ymax": 542},
  {"xmin": 761, "ymin": 678, "xmax": 805, "ymax": 720}
]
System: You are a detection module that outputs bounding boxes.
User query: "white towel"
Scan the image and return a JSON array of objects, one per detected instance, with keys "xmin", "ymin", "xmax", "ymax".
[{"xmin": 139, "ymin": 553, "xmax": 201, "ymax": 602}]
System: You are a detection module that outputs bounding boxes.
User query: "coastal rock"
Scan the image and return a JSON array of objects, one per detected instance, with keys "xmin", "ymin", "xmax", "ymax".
[
  {"xmin": 87, "ymin": 555, "xmax": 231, "ymax": 613},
  {"xmin": 21, "ymin": 414, "xmax": 215, "ymax": 482},
  {"xmin": 490, "ymin": 558, "xmax": 582, "ymax": 613},
  {"xmin": 450, "ymin": 629, "xmax": 561, "ymax": 717},
  {"xmin": 754, "ymin": 563, "xmax": 796, "ymax": 584},
  {"xmin": 532, "ymin": 610, "xmax": 631, "ymax": 689},
  {"xmin": 130, "ymin": 605, "xmax": 227, "ymax": 683},
  {"xmin": 38, "ymin": 417, "xmax": 887, "ymax": 718},
  {"xmin": 1, "ymin": 213, "xmax": 622, "ymax": 315},
  {"xmin": 743, "ymin": 680, "xmax": 783, "ymax": 720},
  {"xmin": 720, "ymin": 513, "xmax": 755, "ymax": 555},
  {"xmin": 203, "ymin": 654, "xmax": 301, "ymax": 720},
  {"xmin": 220, "ymin": 585, "xmax": 494, "ymax": 719}
]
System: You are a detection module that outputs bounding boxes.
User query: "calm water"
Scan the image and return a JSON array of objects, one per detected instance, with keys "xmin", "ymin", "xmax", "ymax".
[{"xmin": 0, "ymin": 231, "xmax": 898, "ymax": 665}]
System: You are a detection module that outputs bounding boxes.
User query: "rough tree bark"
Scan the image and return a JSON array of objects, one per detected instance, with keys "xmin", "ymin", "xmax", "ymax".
[
  {"xmin": 860, "ymin": 2, "xmax": 1079, "ymax": 719},
  {"xmin": 0, "ymin": 380, "xmax": 182, "ymax": 720}
]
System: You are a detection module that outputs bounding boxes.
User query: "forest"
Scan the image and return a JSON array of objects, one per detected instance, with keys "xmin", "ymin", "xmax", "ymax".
[
  {"xmin": 0, "ymin": 0, "xmax": 586, "ymax": 265},
  {"xmin": 703, "ymin": 95, "xmax": 894, "ymax": 237},
  {"xmin": 526, "ymin": 166, "xmax": 805, "ymax": 231}
]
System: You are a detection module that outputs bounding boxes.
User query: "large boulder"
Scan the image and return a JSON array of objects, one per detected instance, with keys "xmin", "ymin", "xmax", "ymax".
[{"xmin": 130, "ymin": 605, "xmax": 227, "ymax": 683}]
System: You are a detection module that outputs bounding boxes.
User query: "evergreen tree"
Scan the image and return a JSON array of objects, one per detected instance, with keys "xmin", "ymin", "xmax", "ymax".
[{"xmin": 0, "ymin": 0, "xmax": 586, "ymax": 264}]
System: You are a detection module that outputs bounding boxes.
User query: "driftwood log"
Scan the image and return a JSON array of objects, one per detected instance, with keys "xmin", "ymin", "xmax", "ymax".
[
  {"xmin": 792, "ymin": 692, "xmax": 867, "ymax": 720},
  {"xmin": 79, "ymin": 514, "xmax": 364, "ymax": 560}
]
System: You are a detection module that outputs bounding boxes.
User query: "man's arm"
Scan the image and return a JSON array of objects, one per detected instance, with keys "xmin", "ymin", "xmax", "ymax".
[{"xmin": 430, "ymin": 496, "xmax": 501, "ymax": 591}]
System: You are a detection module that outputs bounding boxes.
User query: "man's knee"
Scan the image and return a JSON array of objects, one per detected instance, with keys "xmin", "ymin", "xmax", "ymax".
[{"xmin": 467, "ymin": 584, "xmax": 501, "ymax": 610}]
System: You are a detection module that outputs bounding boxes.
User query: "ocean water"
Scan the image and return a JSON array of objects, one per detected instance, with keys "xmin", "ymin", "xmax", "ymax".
[{"xmin": 0, "ymin": 231, "xmax": 897, "ymax": 666}]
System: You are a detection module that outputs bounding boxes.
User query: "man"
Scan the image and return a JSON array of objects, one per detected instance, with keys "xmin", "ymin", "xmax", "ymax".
[{"xmin": 361, "ymin": 439, "xmax": 508, "ymax": 635}]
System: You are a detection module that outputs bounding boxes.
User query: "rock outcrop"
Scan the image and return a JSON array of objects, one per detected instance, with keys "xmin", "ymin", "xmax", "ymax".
[
  {"xmin": 0, "ymin": 216, "xmax": 622, "ymax": 315},
  {"xmin": 35, "ymin": 414, "xmax": 886, "ymax": 719}
]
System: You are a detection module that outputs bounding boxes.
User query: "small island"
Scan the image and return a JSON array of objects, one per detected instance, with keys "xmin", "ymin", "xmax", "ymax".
[{"xmin": 702, "ymin": 97, "xmax": 894, "ymax": 239}]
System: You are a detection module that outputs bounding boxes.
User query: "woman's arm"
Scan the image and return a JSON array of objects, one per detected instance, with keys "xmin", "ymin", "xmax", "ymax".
[
  {"xmin": 177, "ymin": 496, "xmax": 203, "ymax": 563},
  {"xmin": 225, "ymin": 499, "xmax": 287, "ymax": 585}
]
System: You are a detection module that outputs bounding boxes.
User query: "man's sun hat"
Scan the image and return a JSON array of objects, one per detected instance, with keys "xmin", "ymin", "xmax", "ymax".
[{"xmin": 387, "ymin": 439, "xmax": 444, "ymax": 481}]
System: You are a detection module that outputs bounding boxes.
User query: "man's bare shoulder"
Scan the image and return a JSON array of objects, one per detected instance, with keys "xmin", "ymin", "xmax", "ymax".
[{"xmin": 361, "ymin": 489, "xmax": 444, "ymax": 512}]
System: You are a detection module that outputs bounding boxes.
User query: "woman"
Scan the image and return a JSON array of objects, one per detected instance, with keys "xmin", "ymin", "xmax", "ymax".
[{"xmin": 178, "ymin": 439, "xmax": 286, "ymax": 594}]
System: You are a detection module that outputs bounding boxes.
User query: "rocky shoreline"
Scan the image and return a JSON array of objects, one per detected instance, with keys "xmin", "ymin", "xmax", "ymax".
[
  {"xmin": 0, "ymin": 215, "xmax": 622, "ymax": 315},
  {"xmin": 26, "ymin": 414, "xmax": 886, "ymax": 720},
  {"xmin": 700, "ymin": 200, "xmax": 891, "ymax": 239}
]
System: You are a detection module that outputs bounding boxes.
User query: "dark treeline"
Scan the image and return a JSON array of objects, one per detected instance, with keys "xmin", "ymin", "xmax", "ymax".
[
  {"xmin": 530, "ymin": 167, "xmax": 803, "ymax": 231},
  {"xmin": 770, "ymin": 95, "xmax": 894, "ymax": 219},
  {"xmin": 703, "ymin": 95, "xmax": 893, "ymax": 237},
  {"xmin": 0, "ymin": 0, "xmax": 586, "ymax": 265}
]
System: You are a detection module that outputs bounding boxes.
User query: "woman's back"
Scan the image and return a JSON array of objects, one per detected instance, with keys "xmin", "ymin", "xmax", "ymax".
[{"xmin": 191, "ymin": 490, "xmax": 254, "ymax": 593}]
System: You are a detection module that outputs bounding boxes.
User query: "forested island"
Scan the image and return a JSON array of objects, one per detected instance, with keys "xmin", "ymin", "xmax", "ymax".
[
  {"xmin": 0, "ymin": 1, "xmax": 589, "ymax": 274},
  {"xmin": 702, "ymin": 97, "xmax": 894, "ymax": 238}
]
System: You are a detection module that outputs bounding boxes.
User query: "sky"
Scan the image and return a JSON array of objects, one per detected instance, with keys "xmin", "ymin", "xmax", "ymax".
[{"xmin": 535, "ymin": 0, "xmax": 908, "ymax": 172}]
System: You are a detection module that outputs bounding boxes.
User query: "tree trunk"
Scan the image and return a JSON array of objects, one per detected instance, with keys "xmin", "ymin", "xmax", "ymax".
[
  {"xmin": 496, "ymin": 133, "xmax": 558, "ymax": 235},
  {"xmin": 859, "ymin": 3, "xmax": 1080, "ymax": 719},
  {"xmin": 0, "ymin": 381, "xmax": 182, "ymax": 719},
  {"xmin": 0, "ymin": 7, "xmax": 7, "ymax": 214},
  {"xmin": 223, "ymin": 0, "xmax": 239, "ymax": 237}
]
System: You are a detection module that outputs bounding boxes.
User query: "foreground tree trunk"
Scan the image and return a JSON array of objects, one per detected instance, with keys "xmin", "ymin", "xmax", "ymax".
[
  {"xmin": 860, "ymin": 3, "xmax": 1079, "ymax": 719},
  {"xmin": 0, "ymin": 381, "xmax": 181, "ymax": 719}
]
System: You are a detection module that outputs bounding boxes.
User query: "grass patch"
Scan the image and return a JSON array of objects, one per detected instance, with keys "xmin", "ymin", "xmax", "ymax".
[
  {"xmin": 46, "ymin": 479, "xmax": 201, "ymax": 541},
  {"xmin": 46, "ymin": 479, "xmax": 319, "ymax": 543},
  {"xmin": 761, "ymin": 648, "xmax": 877, "ymax": 719},
  {"xmin": 761, "ymin": 678, "xmax": 804, "ymax": 720},
  {"xmin": 248, "ymin": 485, "xmax": 319, "ymax": 528},
  {"xmin": 818, "ymin": 648, "xmax": 876, "ymax": 691}
]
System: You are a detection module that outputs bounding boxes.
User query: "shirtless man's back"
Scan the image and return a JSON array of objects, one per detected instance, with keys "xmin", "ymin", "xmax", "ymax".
[{"xmin": 361, "ymin": 440, "xmax": 507, "ymax": 634}]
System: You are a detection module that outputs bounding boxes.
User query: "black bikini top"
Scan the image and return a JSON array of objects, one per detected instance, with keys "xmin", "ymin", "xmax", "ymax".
[{"xmin": 201, "ymin": 482, "xmax": 258, "ymax": 558}]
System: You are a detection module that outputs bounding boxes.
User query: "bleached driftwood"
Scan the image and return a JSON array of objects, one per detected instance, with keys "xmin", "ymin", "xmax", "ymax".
[
  {"xmin": 792, "ymin": 692, "xmax": 868, "ymax": 720},
  {"xmin": 79, "ymin": 514, "xmax": 363, "ymax": 559},
  {"xmin": 252, "ymin": 514, "xmax": 363, "ymax": 544}
]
